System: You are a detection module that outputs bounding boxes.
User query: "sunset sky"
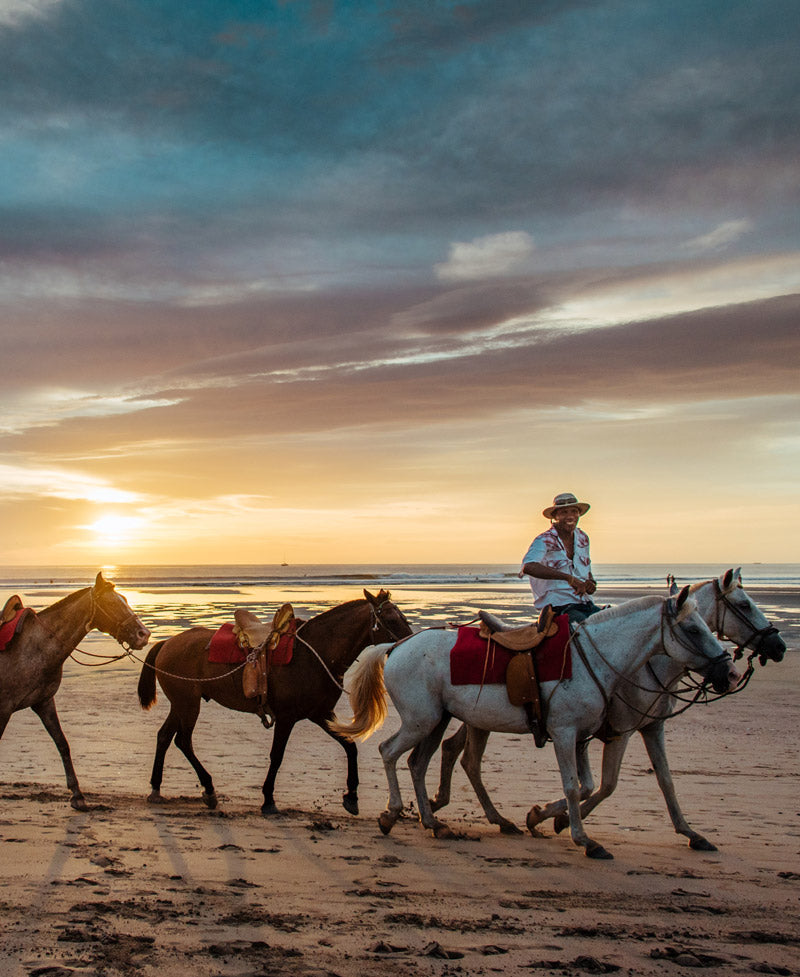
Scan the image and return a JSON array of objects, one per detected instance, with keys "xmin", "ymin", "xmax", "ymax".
[{"xmin": 1, "ymin": 0, "xmax": 798, "ymax": 567}]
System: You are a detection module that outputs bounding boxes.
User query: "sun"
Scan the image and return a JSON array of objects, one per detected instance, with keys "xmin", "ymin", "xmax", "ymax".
[{"xmin": 87, "ymin": 513, "xmax": 145, "ymax": 545}]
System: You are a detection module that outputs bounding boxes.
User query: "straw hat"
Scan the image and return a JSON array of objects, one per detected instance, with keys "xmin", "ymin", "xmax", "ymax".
[{"xmin": 542, "ymin": 492, "xmax": 591, "ymax": 519}]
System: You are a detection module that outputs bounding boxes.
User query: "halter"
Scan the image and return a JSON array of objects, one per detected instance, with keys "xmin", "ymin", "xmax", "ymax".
[{"xmin": 711, "ymin": 579, "xmax": 780, "ymax": 663}]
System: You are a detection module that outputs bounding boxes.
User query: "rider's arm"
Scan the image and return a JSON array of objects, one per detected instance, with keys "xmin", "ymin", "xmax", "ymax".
[{"xmin": 522, "ymin": 561, "xmax": 587, "ymax": 594}]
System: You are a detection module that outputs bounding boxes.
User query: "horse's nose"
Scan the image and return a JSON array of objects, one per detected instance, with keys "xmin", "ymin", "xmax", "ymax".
[
  {"xmin": 136, "ymin": 625, "xmax": 152, "ymax": 647},
  {"xmin": 728, "ymin": 664, "xmax": 742, "ymax": 691}
]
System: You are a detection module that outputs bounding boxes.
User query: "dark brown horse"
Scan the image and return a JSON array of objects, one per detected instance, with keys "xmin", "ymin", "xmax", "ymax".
[
  {"xmin": 137, "ymin": 589, "xmax": 413, "ymax": 815},
  {"xmin": 0, "ymin": 572, "xmax": 151, "ymax": 810}
]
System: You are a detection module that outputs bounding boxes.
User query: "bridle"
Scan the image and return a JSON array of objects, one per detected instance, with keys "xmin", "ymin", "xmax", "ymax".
[
  {"xmin": 711, "ymin": 579, "xmax": 781, "ymax": 664},
  {"xmin": 291, "ymin": 595, "xmax": 409, "ymax": 695},
  {"xmin": 567, "ymin": 599, "xmax": 731, "ymax": 721},
  {"xmin": 84, "ymin": 586, "xmax": 142, "ymax": 651},
  {"xmin": 369, "ymin": 596, "xmax": 409, "ymax": 643}
]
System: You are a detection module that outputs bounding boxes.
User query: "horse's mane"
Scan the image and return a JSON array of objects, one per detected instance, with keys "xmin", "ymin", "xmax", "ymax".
[
  {"xmin": 37, "ymin": 586, "xmax": 91, "ymax": 620},
  {"xmin": 584, "ymin": 594, "xmax": 664, "ymax": 624},
  {"xmin": 308, "ymin": 592, "xmax": 391, "ymax": 627}
]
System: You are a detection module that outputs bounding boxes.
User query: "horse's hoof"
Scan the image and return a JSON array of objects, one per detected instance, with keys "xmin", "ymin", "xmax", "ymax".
[
  {"xmin": 689, "ymin": 836, "xmax": 718, "ymax": 852},
  {"xmin": 342, "ymin": 792, "xmax": 359, "ymax": 816},
  {"xmin": 70, "ymin": 795, "xmax": 89, "ymax": 812},
  {"xmin": 498, "ymin": 821, "xmax": 523, "ymax": 836},
  {"xmin": 585, "ymin": 841, "xmax": 613, "ymax": 860},
  {"xmin": 432, "ymin": 821, "xmax": 454, "ymax": 839},
  {"xmin": 526, "ymin": 805, "xmax": 545, "ymax": 834},
  {"xmin": 146, "ymin": 791, "xmax": 167, "ymax": 805},
  {"xmin": 261, "ymin": 802, "xmax": 279, "ymax": 817},
  {"xmin": 553, "ymin": 812, "xmax": 569, "ymax": 834},
  {"xmin": 202, "ymin": 791, "xmax": 218, "ymax": 810},
  {"xmin": 378, "ymin": 811, "xmax": 396, "ymax": 835}
]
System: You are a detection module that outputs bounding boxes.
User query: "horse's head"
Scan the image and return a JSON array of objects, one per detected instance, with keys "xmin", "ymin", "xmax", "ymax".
[
  {"xmin": 363, "ymin": 588, "xmax": 414, "ymax": 643},
  {"xmin": 90, "ymin": 572, "xmax": 151, "ymax": 650},
  {"xmin": 665, "ymin": 586, "xmax": 741, "ymax": 694},
  {"xmin": 713, "ymin": 568, "xmax": 786, "ymax": 665}
]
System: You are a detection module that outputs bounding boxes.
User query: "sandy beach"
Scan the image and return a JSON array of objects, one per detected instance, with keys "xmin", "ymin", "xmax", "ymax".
[{"xmin": 1, "ymin": 577, "xmax": 799, "ymax": 977}]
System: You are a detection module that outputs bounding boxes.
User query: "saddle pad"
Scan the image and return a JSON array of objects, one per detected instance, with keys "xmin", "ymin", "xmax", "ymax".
[
  {"xmin": 207, "ymin": 620, "xmax": 296, "ymax": 665},
  {"xmin": 450, "ymin": 615, "xmax": 572, "ymax": 686},
  {"xmin": 0, "ymin": 607, "xmax": 28, "ymax": 652}
]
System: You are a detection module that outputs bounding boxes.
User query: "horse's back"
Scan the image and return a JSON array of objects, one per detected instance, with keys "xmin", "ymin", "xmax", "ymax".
[{"xmin": 154, "ymin": 627, "xmax": 215, "ymax": 684}]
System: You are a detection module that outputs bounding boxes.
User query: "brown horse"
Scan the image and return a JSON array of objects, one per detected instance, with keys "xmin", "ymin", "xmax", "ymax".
[
  {"xmin": 0, "ymin": 572, "xmax": 151, "ymax": 810},
  {"xmin": 137, "ymin": 589, "xmax": 413, "ymax": 815}
]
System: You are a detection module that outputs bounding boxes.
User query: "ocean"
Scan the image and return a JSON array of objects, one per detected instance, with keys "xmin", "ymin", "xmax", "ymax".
[{"xmin": 3, "ymin": 563, "xmax": 798, "ymax": 638}]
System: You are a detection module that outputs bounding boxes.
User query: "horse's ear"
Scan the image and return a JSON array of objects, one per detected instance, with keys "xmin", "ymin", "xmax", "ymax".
[
  {"xmin": 675, "ymin": 585, "xmax": 691, "ymax": 610},
  {"xmin": 94, "ymin": 571, "xmax": 114, "ymax": 592},
  {"xmin": 722, "ymin": 568, "xmax": 734, "ymax": 590},
  {"xmin": 363, "ymin": 589, "xmax": 376, "ymax": 605}
]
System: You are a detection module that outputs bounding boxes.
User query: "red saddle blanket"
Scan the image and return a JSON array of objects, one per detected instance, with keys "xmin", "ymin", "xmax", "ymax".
[
  {"xmin": 207, "ymin": 621, "xmax": 296, "ymax": 666},
  {"xmin": 450, "ymin": 615, "xmax": 572, "ymax": 686},
  {"xmin": 0, "ymin": 607, "xmax": 28, "ymax": 652}
]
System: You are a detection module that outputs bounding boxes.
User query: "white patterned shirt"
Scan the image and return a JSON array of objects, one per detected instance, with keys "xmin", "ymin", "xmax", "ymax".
[{"xmin": 521, "ymin": 526, "xmax": 593, "ymax": 610}]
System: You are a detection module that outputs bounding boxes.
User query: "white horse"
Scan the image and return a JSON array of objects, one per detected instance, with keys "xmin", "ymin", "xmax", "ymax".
[
  {"xmin": 432, "ymin": 568, "xmax": 785, "ymax": 850},
  {"xmin": 331, "ymin": 587, "xmax": 740, "ymax": 859}
]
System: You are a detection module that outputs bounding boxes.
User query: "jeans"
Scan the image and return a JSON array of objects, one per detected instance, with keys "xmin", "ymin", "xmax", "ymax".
[{"xmin": 551, "ymin": 601, "xmax": 603, "ymax": 630}]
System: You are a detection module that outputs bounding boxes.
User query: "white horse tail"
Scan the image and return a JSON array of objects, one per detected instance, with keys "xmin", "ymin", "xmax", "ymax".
[{"xmin": 328, "ymin": 642, "xmax": 392, "ymax": 741}]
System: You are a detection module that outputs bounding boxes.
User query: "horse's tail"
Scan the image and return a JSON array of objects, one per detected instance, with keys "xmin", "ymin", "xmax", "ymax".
[
  {"xmin": 328, "ymin": 642, "xmax": 391, "ymax": 741},
  {"xmin": 137, "ymin": 641, "xmax": 165, "ymax": 710}
]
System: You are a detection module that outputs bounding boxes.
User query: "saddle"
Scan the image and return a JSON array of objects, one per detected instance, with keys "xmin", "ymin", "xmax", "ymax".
[
  {"xmin": 233, "ymin": 603, "xmax": 295, "ymax": 728},
  {"xmin": 2, "ymin": 595, "xmax": 23, "ymax": 625},
  {"xmin": 0, "ymin": 596, "xmax": 27, "ymax": 653},
  {"xmin": 478, "ymin": 606, "xmax": 559, "ymax": 749}
]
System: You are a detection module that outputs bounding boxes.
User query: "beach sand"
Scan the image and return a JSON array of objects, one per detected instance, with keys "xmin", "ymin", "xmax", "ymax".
[{"xmin": 1, "ymin": 584, "xmax": 799, "ymax": 977}]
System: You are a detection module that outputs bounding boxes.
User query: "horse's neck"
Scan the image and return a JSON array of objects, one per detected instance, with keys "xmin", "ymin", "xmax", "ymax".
[
  {"xmin": 642, "ymin": 653, "xmax": 686, "ymax": 690},
  {"xmin": 690, "ymin": 581, "xmax": 717, "ymax": 630},
  {"xmin": 582, "ymin": 606, "xmax": 665, "ymax": 687},
  {"xmin": 305, "ymin": 602, "xmax": 371, "ymax": 673},
  {"xmin": 38, "ymin": 589, "xmax": 92, "ymax": 653}
]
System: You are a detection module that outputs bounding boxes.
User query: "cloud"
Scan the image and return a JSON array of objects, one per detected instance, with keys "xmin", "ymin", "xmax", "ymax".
[
  {"xmin": 435, "ymin": 232, "xmax": 535, "ymax": 282},
  {"xmin": 0, "ymin": 0, "xmax": 62, "ymax": 27},
  {"xmin": 686, "ymin": 219, "xmax": 753, "ymax": 252},
  {"xmin": 0, "ymin": 462, "xmax": 145, "ymax": 504}
]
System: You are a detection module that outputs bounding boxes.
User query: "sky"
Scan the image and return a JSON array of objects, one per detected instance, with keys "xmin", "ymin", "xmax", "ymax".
[{"xmin": 1, "ymin": 0, "xmax": 799, "ymax": 567}]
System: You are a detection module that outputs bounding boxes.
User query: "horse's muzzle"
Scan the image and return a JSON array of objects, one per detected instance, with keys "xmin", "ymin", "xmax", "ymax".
[
  {"xmin": 705, "ymin": 656, "xmax": 741, "ymax": 695},
  {"xmin": 757, "ymin": 630, "xmax": 786, "ymax": 665}
]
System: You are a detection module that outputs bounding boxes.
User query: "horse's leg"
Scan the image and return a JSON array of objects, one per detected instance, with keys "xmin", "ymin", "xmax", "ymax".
[
  {"xmin": 527, "ymin": 730, "xmax": 612, "ymax": 859},
  {"xmin": 406, "ymin": 714, "xmax": 455, "ymax": 836},
  {"xmin": 553, "ymin": 737, "xmax": 607, "ymax": 834},
  {"xmin": 377, "ymin": 722, "xmax": 447, "ymax": 837},
  {"xmin": 641, "ymin": 722, "xmax": 717, "ymax": 851},
  {"xmin": 146, "ymin": 708, "xmax": 180, "ymax": 803},
  {"xmin": 31, "ymin": 698, "xmax": 87, "ymax": 812},
  {"xmin": 460, "ymin": 727, "xmax": 522, "ymax": 834},
  {"xmin": 430, "ymin": 721, "xmax": 466, "ymax": 812},
  {"xmin": 313, "ymin": 717, "xmax": 360, "ymax": 815},
  {"xmin": 173, "ymin": 719, "xmax": 218, "ymax": 809},
  {"xmin": 261, "ymin": 718, "xmax": 295, "ymax": 816}
]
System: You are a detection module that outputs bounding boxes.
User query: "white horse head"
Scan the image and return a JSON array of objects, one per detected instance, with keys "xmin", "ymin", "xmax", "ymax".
[
  {"xmin": 662, "ymin": 586, "xmax": 740, "ymax": 693},
  {"xmin": 688, "ymin": 568, "xmax": 786, "ymax": 665}
]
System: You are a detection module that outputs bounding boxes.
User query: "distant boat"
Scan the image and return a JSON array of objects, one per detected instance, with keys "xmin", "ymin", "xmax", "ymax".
[{"xmin": 281, "ymin": 561, "xmax": 289, "ymax": 567}]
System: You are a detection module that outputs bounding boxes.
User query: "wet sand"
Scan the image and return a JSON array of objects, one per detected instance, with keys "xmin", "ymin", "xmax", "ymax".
[{"xmin": 1, "ymin": 583, "xmax": 799, "ymax": 977}]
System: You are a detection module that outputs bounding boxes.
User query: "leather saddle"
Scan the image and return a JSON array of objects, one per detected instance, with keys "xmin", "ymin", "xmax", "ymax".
[
  {"xmin": 2, "ymin": 595, "xmax": 23, "ymax": 625},
  {"xmin": 232, "ymin": 603, "xmax": 295, "ymax": 728},
  {"xmin": 477, "ymin": 606, "xmax": 558, "ymax": 748}
]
